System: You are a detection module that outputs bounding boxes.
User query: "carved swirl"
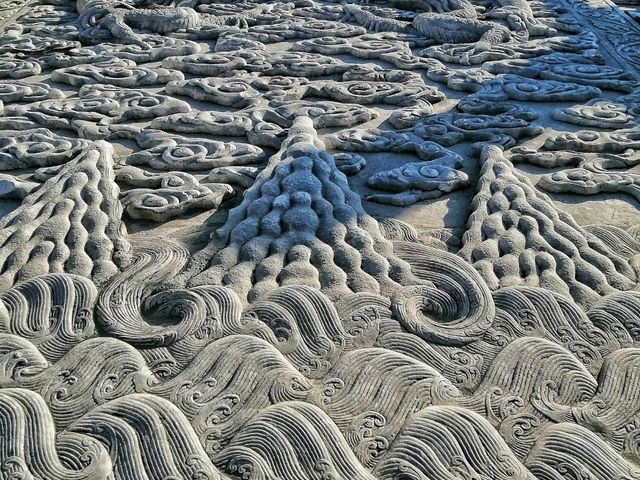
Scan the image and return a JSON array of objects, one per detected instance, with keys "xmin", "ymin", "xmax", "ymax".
[
  {"xmin": 391, "ymin": 241, "xmax": 495, "ymax": 345},
  {"xmin": 96, "ymin": 239, "xmax": 207, "ymax": 348}
]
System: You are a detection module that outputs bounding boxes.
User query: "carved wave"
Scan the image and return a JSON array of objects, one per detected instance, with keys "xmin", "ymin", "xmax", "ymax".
[
  {"xmin": 308, "ymin": 347, "xmax": 461, "ymax": 467},
  {"xmin": 149, "ymin": 334, "xmax": 312, "ymax": 456},
  {"xmin": 96, "ymin": 238, "xmax": 210, "ymax": 349},
  {"xmin": 215, "ymin": 401, "xmax": 376, "ymax": 480},
  {"xmin": 67, "ymin": 393, "xmax": 224, "ymax": 479},
  {"xmin": 0, "ymin": 388, "xmax": 113, "ymax": 480},
  {"xmin": 490, "ymin": 286, "xmax": 621, "ymax": 373},
  {"xmin": 525, "ymin": 423, "xmax": 640, "ymax": 480},
  {"xmin": 241, "ymin": 284, "xmax": 379, "ymax": 379},
  {"xmin": 13, "ymin": 337, "xmax": 152, "ymax": 429},
  {"xmin": 0, "ymin": 273, "xmax": 98, "ymax": 362},
  {"xmin": 391, "ymin": 240, "xmax": 496, "ymax": 346},
  {"xmin": 374, "ymin": 405, "xmax": 534, "ymax": 480}
]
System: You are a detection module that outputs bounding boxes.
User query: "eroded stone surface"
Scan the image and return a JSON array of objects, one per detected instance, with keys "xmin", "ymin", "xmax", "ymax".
[{"xmin": 2, "ymin": 0, "xmax": 640, "ymax": 478}]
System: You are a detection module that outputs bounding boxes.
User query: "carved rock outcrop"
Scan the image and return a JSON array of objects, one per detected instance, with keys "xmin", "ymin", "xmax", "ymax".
[
  {"xmin": 0, "ymin": 141, "xmax": 131, "ymax": 291},
  {"xmin": 459, "ymin": 146, "xmax": 636, "ymax": 308}
]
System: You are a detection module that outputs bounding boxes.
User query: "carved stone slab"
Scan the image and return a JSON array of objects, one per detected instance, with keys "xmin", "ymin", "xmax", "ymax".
[{"xmin": 1, "ymin": 0, "xmax": 640, "ymax": 478}]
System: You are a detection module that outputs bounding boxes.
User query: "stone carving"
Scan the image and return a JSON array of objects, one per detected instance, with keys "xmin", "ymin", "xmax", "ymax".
[
  {"xmin": 4, "ymin": 0, "xmax": 640, "ymax": 478},
  {"xmin": 208, "ymin": 165, "xmax": 261, "ymax": 187},
  {"xmin": 120, "ymin": 178, "xmax": 233, "ymax": 222},
  {"xmin": 412, "ymin": 112, "xmax": 543, "ymax": 150},
  {"xmin": 553, "ymin": 99, "xmax": 635, "ymax": 129},
  {"xmin": 4, "ymin": 97, "xmax": 121, "ymax": 135},
  {"xmin": 484, "ymin": 57, "xmax": 636, "ymax": 91},
  {"xmin": 458, "ymin": 146, "xmax": 636, "ymax": 308},
  {"xmin": 186, "ymin": 116, "xmax": 417, "ymax": 302},
  {"xmin": 365, "ymin": 160, "xmax": 470, "ymax": 206},
  {"xmin": 0, "ymin": 129, "xmax": 91, "ymax": 170},
  {"xmin": 248, "ymin": 18, "xmax": 367, "ymax": 42},
  {"xmin": 487, "ymin": 74, "xmax": 602, "ymax": 102},
  {"xmin": 0, "ymin": 55, "xmax": 40, "ymax": 79},
  {"xmin": 151, "ymin": 110, "xmax": 254, "ymax": 137},
  {"xmin": 118, "ymin": 128, "xmax": 267, "ymax": 170},
  {"xmin": 166, "ymin": 77, "xmax": 262, "ymax": 108},
  {"xmin": 0, "ymin": 141, "xmax": 131, "ymax": 291},
  {"xmin": 264, "ymin": 100, "xmax": 378, "ymax": 128},
  {"xmin": 76, "ymin": 0, "xmax": 249, "ymax": 45},
  {"xmin": 0, "ymin": 81, "xmax": 63, "ymax": 104},
  {"xmin": 0, "ymin": 174, "xmax": 38, "ymax": 199},
  {"xmin": 421, "ymin": 30, "xmax": 601, "ymax": 65},
  {"xmin": 42, "ymin": 35, "xmax": 201, "ymax": 67},
  {"xmin": 539, "ymin": 167, "xmax": 640, "ymax": 202},
  {"xmin": 163, "ymin": 51, "xmax": 271, "ymax": 76},
  {"xmin": 508, "ymin": 145, "xmax": 640, "ymax": 169},
  {"xmin": 525, "ymin": 423, "xmax": 640, "ymax": 479},
  {"xmin": 78, "ymin": 84, "xmax": 192, "ymax": 122},
  {"xmin": 51, "ymin": 58, "xmax": 184, "ymax": 87},
  {"xmin": 0, "ymin": 274, "xmax": 98, "ymax": 362},
  {"xmin": 374, "ymin": 406, "xmax": 534, "ymax": 480},
  {"xmin": 332, "ymin": 152, "xmax": 365, "ymax": 176},
  {"xmin": 216, "ymin": 401, "xmax": 376, "ymax": 479},
  {"xmin": 0, "ymin": 34, "xmax": 79, "ymax": 57},
  {"xmin": 307, "ymin": 79, "xmax": 445, "ymax": 106},
  {"xmin": 545, "ymin": 128, "xmax": 640, "ymax": 153},
  {"xmin": 264, "ymin": 51, "xmax": 349, "ymax": 77},
  {"xmin": 6, "ymin": 89, "xmax": 191, "ymax": 139}
]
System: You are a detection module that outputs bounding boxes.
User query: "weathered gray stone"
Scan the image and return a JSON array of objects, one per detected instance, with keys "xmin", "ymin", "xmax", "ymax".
[{"xmin": 2, "ymin": 0, "xmax": 640, "ymax": 478}]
